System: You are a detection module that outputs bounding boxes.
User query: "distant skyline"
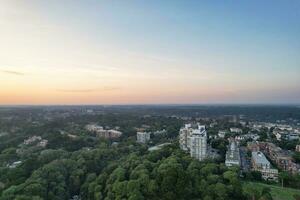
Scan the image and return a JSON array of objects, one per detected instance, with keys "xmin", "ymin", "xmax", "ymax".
[{"xmin": 0, "ymin": 0, "xmax": 300, "ymax": 105}]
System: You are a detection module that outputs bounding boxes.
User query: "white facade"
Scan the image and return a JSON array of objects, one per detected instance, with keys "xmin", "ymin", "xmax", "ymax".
[
  {"xmin": 179, "ymin": 124, "xmax": 191, "ymax": 151},
  {"xmin": 225, "ymin": 139, "xmax": 241, "ymax": 167},
  {"xmin": 230, "ymin": 128, "xmax": 243, "ymax": 133},
  {"xmin": 218, "ymin": 130, "xmax": 226, "ymax": 138},
  {"xmin": 137, "ymin": 132, "xmax": 151, "ymax": 144},
  {"xmin": 85, "ymin": 124, "xmax": 104, "ymax": 132},
  {"xmin": 179, "ymin": 124, "xmax": 207, "ymax": 161}
]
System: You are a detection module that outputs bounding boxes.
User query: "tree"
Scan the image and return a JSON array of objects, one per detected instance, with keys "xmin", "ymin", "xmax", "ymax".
[
  {"xmin": 293, "ymin": 152, "xmax": 300, "ymax": 164},
  {"xmin": 244, "ymin": 186, "xmax": 260, "ymax": 200},
  {"xmin": 279, "ymin": 172, "xmax": 290, "ymax": 188}
]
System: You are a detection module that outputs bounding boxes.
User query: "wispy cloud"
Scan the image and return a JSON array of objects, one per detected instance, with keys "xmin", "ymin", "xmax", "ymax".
[
  {"xmin": 56, "ymin": 89, "xmax": 97, "ymax": 93},
  {"xmin": 0, "ymin": 70, "xmax": 25, "ymax": 76},
  {"xmin": 56, "ymin": 87, "xmax": 121, "ymax": 93}
]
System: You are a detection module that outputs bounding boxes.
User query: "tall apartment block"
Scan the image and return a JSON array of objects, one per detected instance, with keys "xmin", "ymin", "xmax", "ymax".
[
  {"xmin": 179, "ymin": 123, "xmax": 207, "ymax": 161},
  {"xmin": 225, "ymin": 139, "xmax": 241, "ymax": 167}
]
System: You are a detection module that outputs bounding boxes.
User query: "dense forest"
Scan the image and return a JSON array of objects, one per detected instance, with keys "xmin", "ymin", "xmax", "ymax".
[{"xmin": 0, "ymin": 142, "xmax": 258, "ymax": 200}]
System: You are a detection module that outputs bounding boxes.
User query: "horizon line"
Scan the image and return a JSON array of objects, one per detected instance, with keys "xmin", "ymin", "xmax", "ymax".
[{"xmin": 0, "ymin": 103, "xmax": 299, "ymax": 107}]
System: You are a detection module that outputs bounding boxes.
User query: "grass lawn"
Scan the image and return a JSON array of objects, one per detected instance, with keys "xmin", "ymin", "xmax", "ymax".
[{"xmin": 243, "ymin": 181, "xmax": 300, "ymax": 200}]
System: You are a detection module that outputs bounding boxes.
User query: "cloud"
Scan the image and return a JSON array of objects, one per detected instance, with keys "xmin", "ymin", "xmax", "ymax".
[
  {"xmin": 0, "ymin": 70, "xmax": 25, "ymax": 75},
  {"xmin": 56, "ymin": 89, "xmax": 97, "ymax": 93},
  {"xmin": 56, "ymin": 87, "xmax": 121, "ymax": 93}
]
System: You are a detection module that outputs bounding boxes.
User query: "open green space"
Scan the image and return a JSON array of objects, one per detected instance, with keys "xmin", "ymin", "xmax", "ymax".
[{"xmin": 243, "ymin": 181, "xmax": 300, "ymax": 200}]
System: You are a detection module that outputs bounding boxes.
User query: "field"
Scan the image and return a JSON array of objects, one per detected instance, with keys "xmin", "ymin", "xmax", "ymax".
[{"xmin": 243, "ymin": 182, "xmax": 300, "ymax": 200}]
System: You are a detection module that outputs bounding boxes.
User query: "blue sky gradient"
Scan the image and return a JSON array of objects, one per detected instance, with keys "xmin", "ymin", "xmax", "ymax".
[{"xmin": 0, "ymin": 0, "xmax": 299, "ymax": 104}]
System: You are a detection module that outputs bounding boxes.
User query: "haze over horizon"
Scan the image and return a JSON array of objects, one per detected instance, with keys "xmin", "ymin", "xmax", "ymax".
[{"xmin": 1, "ymin": 0, "xmax": 299, "ymax": 105}]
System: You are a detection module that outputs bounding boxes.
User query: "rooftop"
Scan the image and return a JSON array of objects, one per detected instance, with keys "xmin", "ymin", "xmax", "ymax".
[{"xmin": 252, "ymin": 151, "xmax": 270, "ymax": 165}]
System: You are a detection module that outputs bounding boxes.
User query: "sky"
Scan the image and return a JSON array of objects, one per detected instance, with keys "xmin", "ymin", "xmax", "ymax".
[{"xmin": 0, "ymin": 0, "xmax": 299, "ymax": 105}]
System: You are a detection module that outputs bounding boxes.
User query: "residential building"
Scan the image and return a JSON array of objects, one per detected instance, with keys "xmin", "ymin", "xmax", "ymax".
[
  {"xmin": 225, "ymin": 139, "xmax": 241, "ymax": 167},
  {"xmin": 179, "ymin": 124, "xmax": 192, "ymax": 151},
  {"xmin": 153, "ymin": 129, "xmax": 167, "ymax": 135},
  {"xmin": 37, "ymin": 139, "xmax": 48, "ymax": 147},
  {"xmin": 86, "ymin": 124, "xmax": 122, "ymax": 139},
  {"xmin": 137, "ymin": 132, "xmax": 151, "ymax": 144},
  {"xmin": 252, "ymin": 151, "xmax": 270, "ymax": 169},
  {"xmin": 85, "ymin": 124, "xmax": 104, "ymax": 132},
  {"xmin": 189, "ymin": 131, "xmax": 207, "ymax": 161},
  {"xmin": 240, "ymin": 121, "xmax": 247, "ymax": 127},
  {"xmin": 263, "ymin": 142, "xmax": 299, "ymax": 173},
  {"xmin": 24, "ymin": 136, "xmax": 42, "ymax": 145},
  {"xmin": 230, "ymin": 128, "xmax": 243, "ymax": 134},
  {"xmin": 247, "ymin": 141, "xmax": 260, "ymax": 152},
  {"xmin": 251, "ymin": 151, "xmax": 278, "ymax": 181},
  {"xmin": 218, "ymin": 130, "xmax": 226, "ymax": 138},
  {"xmin": 252, "ymin": 142, "xmax": 300, "ymax": 174},
  {"xmin": 104, "ymin": 130, "xmax": 122, "ymax": 138},
  {"xmin": 179, "ymin": 123, "xmax": 207, "ymax": 161},
  {"xmin": 273, "ymin": 128, "xmax": 299, "ymax": 141},
  {"xmin": 287, "ymin": 133, "xmax": 299, "ymax": 140}
]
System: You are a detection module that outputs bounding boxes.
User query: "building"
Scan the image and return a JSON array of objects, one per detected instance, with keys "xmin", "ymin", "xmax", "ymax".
[
  {"xmin": 189, "ymin": 131, "xmax": 207, "ymax": 161},
  {"xmin": 85, "ymin": 124, "xmax": 104, "ymax": 132},
  {"xmin": 230, "ymin": 128, "xmax": 243, "ymax": 134},
  {"xmin": 263, "ymin": 142, "xmax": 299, "ymax": 174},
  {"xmin": 24, "ymin": 136, "xmax": 42, "ymax": 145},
  {"xmin": 248, "ymin": 142, "xmax": 300, "ymax": 174},
  {"xmin": 218, "ymin": 130, "xmax": 226, "ymax": 138},
  {"xmin": 179, "ymin": 124, "xmax": 192, "ymax": 151},
  {"xmin": 240, "ymin": 121, "xmax": 247, "ymax": 127},
  {"xmin": 153, "ymin": 129, "xmax": 167, "ymax": 135},
  {"xmin": 179, "ymin": 123, "xmax": 207, "ymax": 161},
  {"xmin": 252, "ymin": 151, "xmax": 270, "ymax": 169},
  {"xmin": 296, "ymin": 145, "xmax": 300, "ymax": 152},
  {"xmin": 251, "ymin": 151, "xmax": 278, "ymax": 181},
  {"xmin": 86, "ymin": 124, "xmax": 122, "ymax": 139},
  {"xmin": 148, "ymin": 143, "xmax": 171, "ymax": 151},
  {"xmin": 225, "ymin": 139, "xmax": 241, "ymax": 167},
  {"xmin": 37, "ymin": 139, "xmax": 48, "ymax": 147},
  {"xmin": 273, "ymin": 128, "xmax": 299, "ymax": 141},
  {"xmin": 286, "ymin": 133, "xmax": 299, "ymax": 140},
  {"xmin": 137, "ymin": 132, "xmax": 151, "ymax": 144},
  {"xmin": 247, "ymin": 141, "xmax": 260, "ymax": 152},
  {"xmin": 104, "ymin": 130, "xmax": 122, "ymax": 138}
]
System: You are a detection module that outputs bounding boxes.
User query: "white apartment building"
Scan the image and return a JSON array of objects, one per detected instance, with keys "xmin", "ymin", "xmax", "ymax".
[
  {"xmin": 179, "ymin": 124, "xmax": 191, "ymax": 151},
  {"xmin": 179, "ymin": 124, "xmax": 207, "ymax": 161},
  {"xmin": 85, "ymin": 124, "xmax": 104, "ymax": 132},
  {"xmin": 137, "ymin": 132, "xmax": 151, "ymax": 144},
  {"xmin": 230, "ymin": 128, "xmax": 243, "ymax": 134},
  {"xmin": 218, "ymin": 130, "xmax": 226, "ymax": 138},
  {"xmin": 225, "ymin": 139, "xmax": 241, "ymax": 167}
]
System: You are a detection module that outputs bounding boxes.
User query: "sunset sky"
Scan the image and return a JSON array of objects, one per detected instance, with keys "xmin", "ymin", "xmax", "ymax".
[{"xmin": 0, "ymin": 0, "xmax": 300, "ymax": 105}]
